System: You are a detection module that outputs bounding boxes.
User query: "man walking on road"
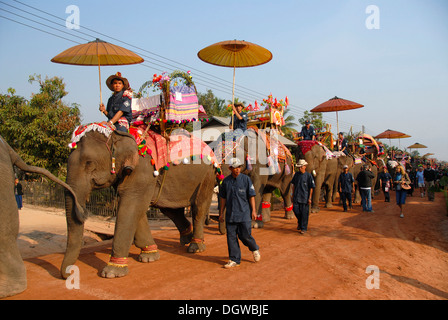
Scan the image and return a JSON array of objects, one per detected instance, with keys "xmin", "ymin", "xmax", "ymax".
[
  {"xmin": 219, "ymin": 158, "xmax": 260, "ymax": 268},
  {"xmin": 291, "ymin": 159, "xmax": 315, "ymax": 234},
  {"xmin": 338, "ymin": 165, "xmax": 354, "ymax": 212}
]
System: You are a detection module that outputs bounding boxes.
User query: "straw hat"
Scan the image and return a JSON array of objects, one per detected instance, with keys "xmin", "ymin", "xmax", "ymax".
[
  {"xmin": 295, "ymin": 159, "xmax": 308, "ymax": 168},
  {"xmin": 106, "ymin": 72, "xmax": 130, "ymax": 91},
  {"xmin": 229, "ymin": 158, "xmax": 243, "ymax": 168}
]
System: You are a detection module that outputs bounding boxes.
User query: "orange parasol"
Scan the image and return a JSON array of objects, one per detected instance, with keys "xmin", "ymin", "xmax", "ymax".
[
  {"xmin": 197, "ymin": 40, "xmax": 272, "ymax": 127},
  {"xmin": 375, "ymin": 129, "xmax": 411, "ymax": 148},
  {"xmin": 310, "ymin": 96, "xmax": 364, "ymax": 137},
  {"xmin": 51, "ymin": 38, "xmax": 144, "ymax": 106}
]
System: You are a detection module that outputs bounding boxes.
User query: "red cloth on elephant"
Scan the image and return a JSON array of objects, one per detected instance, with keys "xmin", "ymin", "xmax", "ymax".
[
  {"xmin": 297, "ymin": 140, "xmax": 319, "ymax": 155},
  {"xmin": 130, "ymin": 125, "xmax": 216, "ymax": 170}
]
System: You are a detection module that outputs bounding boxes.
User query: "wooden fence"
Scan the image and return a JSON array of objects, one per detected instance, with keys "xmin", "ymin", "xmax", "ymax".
[{"xmin": 21, "ymin": 181, "xmax": 167, "ymax": 219}]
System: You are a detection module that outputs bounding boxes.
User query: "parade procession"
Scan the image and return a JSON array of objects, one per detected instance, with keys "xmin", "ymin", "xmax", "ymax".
[{"xmin": 1, "ymin": 1, "xmax": 447, "ymax": 305}]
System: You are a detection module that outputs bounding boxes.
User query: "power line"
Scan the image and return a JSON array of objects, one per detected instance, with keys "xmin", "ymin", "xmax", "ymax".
[{"xmin": 2, "ymin": 0, "xmax": 371, "ymax": 134}]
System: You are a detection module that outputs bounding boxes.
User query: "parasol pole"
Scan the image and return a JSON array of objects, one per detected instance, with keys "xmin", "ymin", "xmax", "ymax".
[
  {"xmin": 97, "ymin": 48, "xmax": 104, "ymax": 113},
  {"xmin": 231, "ymin": 50, "xmax": 236, "ymax": 130}
]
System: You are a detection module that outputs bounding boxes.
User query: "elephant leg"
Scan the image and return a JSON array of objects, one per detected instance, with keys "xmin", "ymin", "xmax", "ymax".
[
  {"xmin": 61, "ymin": 193, "xmax": 85, "ymax": 279},
  {"xmin": 311, "ymin": 176, "xmax": 323, "ymax": 213},
  {"xmin": 325, "ymin": 183, "xmax": 334, "ymax": 208},
  {"xmin": 134, "ymin": 213, "xmax": 160, "ymax": 263},
  {"xmin": 101, "ymin": 197, "xmax": 149, "ymax": 278},
  {"xmin": 261, "ymin": 192, "xmax": 272, "ymax": 222},
  {"xmin": 282, "ymin": 184, "xmax": 294, "ymax": 220},
  {"xmin": 0, "ymin": 191, "xmax": 27, "ymax": 298},
  {"xmin": 251, "ymin": 176, "xmax": 264, "ymax": 229},
  {"xmin": 160, "ymin": 207, "xmax": 192, "ymax": 246}
]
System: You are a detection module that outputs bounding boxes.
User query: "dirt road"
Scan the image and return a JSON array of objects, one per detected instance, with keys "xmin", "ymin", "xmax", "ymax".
[{"xmin": 4, "ymin": 192, "xmax": 448, "ymax": 300}]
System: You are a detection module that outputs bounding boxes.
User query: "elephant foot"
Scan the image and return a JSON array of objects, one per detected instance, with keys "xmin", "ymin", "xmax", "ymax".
[
  {"xmin": 252, "ymin": 220, "xmax": 264, "ymax": 228},
  {"xmin": 284, "ymin": 211, "xmax": 294, "ymax": 219},
  {"xmin": 101, "ymin": 257, "xmax": 129, "ymax": 278},
  {"xmin": 138, "ymin": 245, "xmax": 160, "ymax": 263},
  {"xmin": 0, "ymin": 277, "xmax": 27, "ymax": 299},
  {"xmin": 284, "ymin": 205, "xmax": 294, "ymax": 219},
  {"xmin": 179, "ymin": 224, "xmax": 193, "ymax": 246},
  {"xmin": 187, "ymin": 239, "xmax": 206, "ymax": 253},
  {"xmin": 311, "ymin": 206, "xmax": 320, "ymax": 213},
  {"xmin": 325, "ymin": 203, "xmax": 333, "ymax": 208}
]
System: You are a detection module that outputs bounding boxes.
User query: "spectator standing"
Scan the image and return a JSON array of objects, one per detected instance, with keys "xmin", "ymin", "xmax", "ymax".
[
  {"xmin": 14, "ymin": 178, "xmax": 23, "ymax": 210},
  {"xmin": 393, "ymin": 166, "xmax": 412, "ymax": 218},
  {"xmin": 356, "ymin": 165, "xmax": 375, "ymax": 212},
  {"xmin": 378, "ymin": 166, "xmax": 392, "ymax": 202},
  {"xmin": 424, "ymin": 164, "xmax": 436, "ymax": 201}
]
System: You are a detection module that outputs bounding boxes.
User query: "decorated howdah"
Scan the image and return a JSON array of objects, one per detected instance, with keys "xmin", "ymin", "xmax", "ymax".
[{"xmin": 131, "ymin": 70, "xmax": 208, "ymax": 130}]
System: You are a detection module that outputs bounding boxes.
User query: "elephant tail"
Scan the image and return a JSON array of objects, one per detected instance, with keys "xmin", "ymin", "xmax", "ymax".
[{"xmin": 7, "ymin": 142, "xmax": 87, "ymax": 223}]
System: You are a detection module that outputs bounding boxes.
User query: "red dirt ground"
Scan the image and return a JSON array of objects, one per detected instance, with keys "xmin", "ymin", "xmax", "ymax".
[{"xmin": 4, "ymin": 192, "xmax": 448, "ymax": 300}]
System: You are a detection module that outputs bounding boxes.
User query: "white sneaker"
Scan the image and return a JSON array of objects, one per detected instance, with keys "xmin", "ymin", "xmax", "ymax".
[
  {"xmin": 253, "ymin": 250, "xmax": 261, "ymax": 262},
  {"xmin": 400, "ymin": 213, "xmax": 404, "ymax": 218},
  {"xmin": 224, "ymin": 260, "xmax": 240, "ymax": 268}
]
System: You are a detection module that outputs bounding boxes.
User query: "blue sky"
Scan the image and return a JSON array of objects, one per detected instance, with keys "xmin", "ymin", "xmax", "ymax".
[{"xmin": 1, "ymin": 0, "xmax": 447, "ymax": 161}]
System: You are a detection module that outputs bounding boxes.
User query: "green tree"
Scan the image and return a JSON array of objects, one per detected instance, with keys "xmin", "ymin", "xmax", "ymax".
[
  {"xmin": 280, "ymin": 108, "xmax": 298, "ymax": 139},
  {"xmin": 0, "ymin": 75, "xmax": 81, "ymax": 178},
  {"xmin": 197, "ymin": 89, "xmax": 229, "ymax": 117}
]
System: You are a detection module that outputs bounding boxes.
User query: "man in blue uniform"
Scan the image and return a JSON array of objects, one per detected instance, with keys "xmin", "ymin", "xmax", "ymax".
[
  {"xmin": 338, "ymin": 165, "xmax": 354, "ymax": 211},
  {"xmin": 291, "ymin": 159, "xmax": 315, "ymax": 234},
  {"xmin": 299, "ymin": 120, "xmax": 316, "ymax": 141},
  {"xmin": 99, "ymin": 72, "xmax": 132, "ymax": 132},
  {"xmin": 230, "ymin": 102, "xmax": 248, "ymax": 133},
  {"xmin": 219, "ymin": 158, "xmax": 260, "ymax": 268}
]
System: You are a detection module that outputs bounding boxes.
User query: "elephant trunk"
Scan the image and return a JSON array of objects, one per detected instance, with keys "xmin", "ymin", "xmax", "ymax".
[{"xmin": 61, "ymin": 184, "xmax": 87, "ymax": 279}]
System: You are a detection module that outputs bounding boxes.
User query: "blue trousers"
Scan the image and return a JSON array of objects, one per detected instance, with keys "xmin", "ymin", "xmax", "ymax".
[
  {"xmin": 15, "ymin": 195, "xmax": 22, "ymax": 209},
  {"xmin": 360, "ymin": 188, "xmax": 372, "ymax": 212},
  {"xmin": 293, "ymin": 203, "xmax": 310, "ymax": 231},
  {"xmin": 226, "ymin": 221, "xmax": 259, "ymax": 264},
  {"xmin": 340, "ymin": 192, "xmax": 352, "ymax": 211}
]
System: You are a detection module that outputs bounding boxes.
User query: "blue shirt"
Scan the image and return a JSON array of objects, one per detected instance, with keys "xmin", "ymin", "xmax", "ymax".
[
  {"xmin": 338, "ymin": 172, "xmax": 354, "ymax": 193},
  {"xmin": 106, "ymin": 90, "xmax": 132, "ymax": 127},
  {"xmin": 232, "ymin": 112, "xmax": 248, "ymax": 132},
  {"xmin": 291, "ymin": 171, "xmax": 315, "ymax": 204},
  {"xmin": 219, "ymin": 173, "xmax": 256, "ymax": 223},
  {"xmin": 300, "ymin": 125, "xmax": 315, "ymax": 140}
]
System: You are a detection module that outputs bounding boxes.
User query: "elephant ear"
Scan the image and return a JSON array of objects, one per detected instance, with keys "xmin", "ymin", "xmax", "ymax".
[{"xmin": 112, "ymin": 131, "xmax": 140, "ymax": 175}]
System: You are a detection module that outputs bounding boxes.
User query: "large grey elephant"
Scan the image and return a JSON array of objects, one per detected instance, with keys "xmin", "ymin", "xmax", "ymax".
[
  {"xmin": 61, "ymin": 125, "xmax": 216, "ymax": 279},
  {"xmin": 0, "ymin": 135, "xmax": 83, "ymax": 298},
  {"xmin": 293, "ymin": 141, "xmax": 338, "ymax": 213},
  {"xmin": 215, "ymin": 129, "xmax": 294, "ymax": 234}
]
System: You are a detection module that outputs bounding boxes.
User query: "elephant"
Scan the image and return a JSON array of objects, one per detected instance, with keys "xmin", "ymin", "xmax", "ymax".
[
  {"xmin": 0, "ymin": 135, "xmax": 83, "ymax": 298},
  {"xmin": 293, "ymin": 141, "xmax": 338, "ymax": 213},
  {"xmin": 215, "ymin": 128, "xmax": 295, "ymax": 234},
  {"xmin": 61, "ymin": 125, "xmax": 217, "ymax": 279}
]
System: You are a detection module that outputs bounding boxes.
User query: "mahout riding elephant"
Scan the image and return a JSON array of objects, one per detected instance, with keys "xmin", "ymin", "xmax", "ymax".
[
  {"xmin": 62, "ymin": 124, "xmax": 216, "ymax": 279},
  {"xmin": 293, "ymin": 141, "xmax": 338, "ymax": 213},
  {"xmin": 216, "ymin": 128, "xmax": 294, "ymax": 234},
  {"xmin": 0, "ymin": 135, "xmax": 83, "ymax": 298}
]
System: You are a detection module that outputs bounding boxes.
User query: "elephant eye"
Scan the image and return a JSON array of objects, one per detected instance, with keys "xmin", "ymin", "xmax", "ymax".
[{"xmin": 85, "ymin": 160, "xmax": 95, "ymax": 172}]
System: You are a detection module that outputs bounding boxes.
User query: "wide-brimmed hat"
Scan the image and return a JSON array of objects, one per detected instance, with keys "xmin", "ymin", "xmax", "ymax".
[
  {"xmin": 106, "ymin": 72, "xmax": 130, "ymax": 91},
  {"xmin": 234, "ymin": 102, "xmax": 245, "ymax": 108},
  {"xmin": 295, "ymin": 159, "xmax": 308, "ymax": 167},
  {"xmin": 229, "ymin": 158, "xmax": 243, "ymax": 168}
]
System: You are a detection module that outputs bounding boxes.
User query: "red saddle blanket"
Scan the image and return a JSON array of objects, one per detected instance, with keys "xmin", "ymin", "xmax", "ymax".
[
  {"xmin": 297, "ymin": 140, "xmax": 319, "ymax": 155},
  {"xmin": 130, "ymin": 125, "xmax": 217, "ymax": 170}
]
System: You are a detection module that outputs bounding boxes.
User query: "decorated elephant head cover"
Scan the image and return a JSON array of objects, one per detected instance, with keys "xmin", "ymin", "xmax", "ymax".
[{"xmin": 69, "ymin": 122, "xmax": 224, "ymax": 180}]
